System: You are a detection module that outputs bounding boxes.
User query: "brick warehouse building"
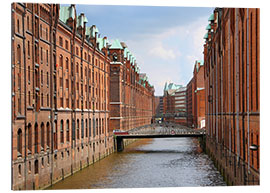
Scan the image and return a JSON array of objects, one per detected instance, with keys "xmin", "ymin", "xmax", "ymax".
[
  {"xmin": 203, "ymin": 8, "xmax": 260, "ymax": 185},
  {"xmin": 11, "ymin": 3, "xmax": 154, "ymax": 190},
  {"xmin": 154, "ymin": 96, "xmax": 164, "ymax": 118},
  {"xmin": 108, "ymin": 41, "xmax": 155, "ymax": 132},
  {"xmin": 186, "ymin": 60, "xmax": 206, "ymax": 129},
  {"xmin": 163, "ymin": 82, "xmax": 187, "ymax": 125}
]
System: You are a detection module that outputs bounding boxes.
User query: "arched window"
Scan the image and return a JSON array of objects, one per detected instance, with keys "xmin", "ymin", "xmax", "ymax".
[
  {"xmin": 41, "ymin": 123, "xmax": 45, "ymax": 149},
  {"xmin": 18, "ymin": 165, "xmax": 21, "ymax": 176},
  {"xmin": 34, "ymin": 123, "xmax": 38, "ymax": 153},
  {"xmin": 77, "ymin": 119, "xmax": 80, "ymax": 140},
  {"xmin": 27, "ymin": 124, "xmax": 32, "ymax": 152},
  {"xmin": 60, "ymin": 120, "xmax": 64, "ymax": 143},
  {"xmin": 34, "ymin": 160, "xmax": 38, "ymax": 174},
  {"xmin": 89, "ymin": 119, "xmax": 91, "ymax": 137},
  {"xmin": 81, "ymin": 119, "xmax": 84, "ymax": 139},
  {"xmin": 46, "ymin": 122, "xmax": 50, "ymax": 149},
  {"xmin": 66, "ymin": 58, "xmax": 69, "ymax": 71},
  {"xmin": 59, "ymin": 55, "xmax": 63, "ymax": 68},
  {"xmin": 85, "ymin": 119, "xmax": 88, "ymax": 138},
  {"xmin": 96, "ymin": 119, "xmax": 98, "ymax": 136},
  {"xmin": 53, "ymin": 120, "xmax": 57, "ymax": 150},
  {"xmin": 66, "ymin": 120, "xmax": 70, "ymax": 142},
  {"xmin": 17, "ymin": 128, "xmax": 22, "ymax": 156}
]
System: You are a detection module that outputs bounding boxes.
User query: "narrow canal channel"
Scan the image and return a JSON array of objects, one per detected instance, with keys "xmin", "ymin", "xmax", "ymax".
[{"xmin": 47, "ymin": 137, "xmax": 226, "ymax": 189}]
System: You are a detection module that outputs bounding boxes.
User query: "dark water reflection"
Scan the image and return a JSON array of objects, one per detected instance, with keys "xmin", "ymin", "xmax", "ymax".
[{"xmin": 48, "ymin": 137, "xmax": 226, "ymax": 189}]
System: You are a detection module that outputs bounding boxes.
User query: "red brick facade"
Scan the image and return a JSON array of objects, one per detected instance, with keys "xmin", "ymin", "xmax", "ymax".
[
  {"xmin": 11, "ymin": 3, "xmax": 154, "ymax": 190},
  {"xmin": 109, "ymin": 43, "xmax": 155, "ymax": 132},
  {"xmin": 163, "ymin": 84, "xmax": 187, "ymax": 125},
  {"xmin": 186, "ymin": 61, "xmax": 206, "ymax": 129},
  {"xmin": 204, "ymin": 8, "xmax": 260, "ymax": 185}
]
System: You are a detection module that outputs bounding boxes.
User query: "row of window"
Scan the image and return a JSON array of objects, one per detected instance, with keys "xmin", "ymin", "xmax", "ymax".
[
  {"xmin": 58, "ymin": 36, "xmax": 106, "ymax": 70},
  {"xmin": 16, "ymin": 118, "xmax": 109, "ymax": 157},
  {"xmin": 16, "ymin": 13, "xmax": 49, "ymax": 41}
]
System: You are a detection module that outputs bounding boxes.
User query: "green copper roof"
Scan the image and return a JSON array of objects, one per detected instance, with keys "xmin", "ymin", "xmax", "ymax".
[
  {"xmin": 76, "ymin": 13, "xmax": 88, "ymax": 28},
  {"xmin": 85, "ymin": 25, "xmax": 99, "ymax": 38},
  {"xmin": 127, "ymin": 51, "xmax": 131, "ymax": 60},
  {"xmin": 59, "ymin": 5, "xmax": 75, "ymax": 24},
  {"xmin": 203, "ymin": 33, "xmax": 208, "ymax": 39},
  {"xmin": 124, "ymin": 48, "xmax": 130, "ymax": 58},
  {"xmin": 97, "ymin": 37, "xmax": 107, "ymax": 50},
  {"xmin": 196, "ymin": 60, "xmax": 204, "ymax": 72},
  {"xmin": 164, "ymin": 82, "xmax": 183, "ymax": 91},
  {"xmin": 131, "ymin": 56, "xmax": 135, "ymax": 65},
  {"xmin": 109, "ymin": 39, "xmax": 123, "ymax": 49},
  {"xmin": 208, "ymin": 13, "xmax": 214, "ymax": 21},
  {"xmin": 206, "ymin": 24, "xmax": 211, "ymax": 30},
  {"xmin": 85, "ymin": 26, "xmax": 91, "ymax": 37}
]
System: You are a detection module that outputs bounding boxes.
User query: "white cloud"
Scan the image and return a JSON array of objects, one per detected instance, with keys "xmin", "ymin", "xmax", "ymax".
[
  {"xmin": 148, "ymin": 42, "xmax": 177, "ymax": 60},
  {"xmin": 125, "ymin": 15, "xmax": 209, "ymax": 95}
]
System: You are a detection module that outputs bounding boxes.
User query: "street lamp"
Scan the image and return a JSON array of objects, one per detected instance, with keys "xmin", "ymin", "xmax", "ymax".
[{"xmin": 249, "ymin": 144, "xmax": 259, "ymax": 151}]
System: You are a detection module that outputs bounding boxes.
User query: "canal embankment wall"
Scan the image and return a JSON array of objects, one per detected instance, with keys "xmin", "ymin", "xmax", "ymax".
[{"xmin": 205, "ymin": 136, "xmax": 259, "ymax": 186}]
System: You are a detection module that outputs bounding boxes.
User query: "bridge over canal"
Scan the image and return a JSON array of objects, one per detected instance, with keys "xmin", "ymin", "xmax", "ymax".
[{"xmin": 114, "ymin": 123, "xmax": 206, "ymax": 151}]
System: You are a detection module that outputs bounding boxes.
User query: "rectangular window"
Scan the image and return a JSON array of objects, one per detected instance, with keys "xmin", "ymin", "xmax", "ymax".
[
  {"xmin": 60, "ymin": 77, "xmax": 63, "ymax": 88},
  {"xmin": 65, "ymin": 40, "xmax": 69, "ymax": 50},
  {"xmin": 66, "ymin": 79, "xmax": 69, "ymax": 89},
  {"xmin": 66, "ymin": 98, "xmax": 69, "ymax": 108},
  {"xmin": 40, "ymin": 47, "xmax": 43, "ymax": 63},
  {"xmin": 59, "ymin": 36, "xmax": 63, "ymax": 47},
  {"xmin": 27, "ymin": 41, "xmax": 30, "ymax": 57},
  {"xmin": 46, "ymin": 50, "xmax": 48, "ymax": 65},
  {"xmin": 60, "ymin": 97, "xmax": 63, "ymax": 107}
]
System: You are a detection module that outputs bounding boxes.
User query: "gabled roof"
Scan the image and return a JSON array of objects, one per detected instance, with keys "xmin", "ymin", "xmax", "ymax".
[
  {"xmin": 59, "ymin": 5, "xmax": 75, "ymax": 23},
  {"xmin": 164, "ymin": 82, "xmax": 182, "ymax": 92},
  {"xmin": 76, "ymin": 13, "xmax": 88, "ymax": 28},
  {"xmin": 124, "ymin": 47, "xmax": 129, "ymax": 58},
  {"xmin": 85, "ymin": 25, "xmax": 99, "ymax": 38},
  {"xmin": 195, "ymin": 60, "xmax": 204, "ymax": 72},
  {"xmin": 97, "ymin": 37, "xmax": 107, "ymax": 50},
  {"xmin": 203, "ymin": 33, "xmax": 208, "ymax": 39},
  {"xmin": 109, "ymin": 39, "xmax": 123, "ymax": 49},
  {"xmin": 208, "ymin": 13, "xmax": 214, "ymax": 21}
]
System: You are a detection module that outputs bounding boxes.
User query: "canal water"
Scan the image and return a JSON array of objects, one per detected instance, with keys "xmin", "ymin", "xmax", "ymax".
[{"xmin": 47, "ymin": 137, "xmax": 226, "ymax": 189}]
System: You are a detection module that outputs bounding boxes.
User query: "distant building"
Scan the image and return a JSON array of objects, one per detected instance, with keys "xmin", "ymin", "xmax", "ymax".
[
  {"xmin": 154, "ymin": 96, "xmax": 164, "ymax": 118},
  {"xmin": 163, "ymin": 82, "xmax": 187, "ymax": 125},
  {"xmin": 186, "ymin": 60, "xmax": 205, "ymax": 129},
  {"xmin": 108, "ymin": 40, "xmax": 155, "ymax": 132}
]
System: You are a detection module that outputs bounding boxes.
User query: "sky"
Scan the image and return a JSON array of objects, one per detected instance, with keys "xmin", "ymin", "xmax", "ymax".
[{"xmin": 73, "ymin": 4, "xmax": 214, "ymax": 96}]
